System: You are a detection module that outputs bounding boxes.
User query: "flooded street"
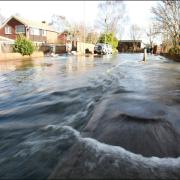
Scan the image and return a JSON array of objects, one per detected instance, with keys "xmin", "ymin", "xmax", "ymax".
[{"xmin": 0, "ymin": 53, "xmax": 180, "ymax": 179}]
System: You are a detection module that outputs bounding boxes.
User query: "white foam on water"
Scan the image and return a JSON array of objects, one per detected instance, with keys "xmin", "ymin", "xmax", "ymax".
[
  {"xmin": 55, "ymin": 125, "xmax": 180, "ymax": 168},
  {"xmin": 79, "ymin": 137, "xmax": 180, "ymax": 168},
  {"xmin": 48, "ymin": 126, "xmax": 180, "ymax": 178},
  {"xmin": 62, "ymin": 125, "xmax": 81, "ymax": 137}
]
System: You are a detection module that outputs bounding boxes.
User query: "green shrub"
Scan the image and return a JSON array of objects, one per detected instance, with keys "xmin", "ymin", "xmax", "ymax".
[
  {"xmin": 13, "ymin": 35, "xmax": 35, "ymax": 56},
  {"xmin": 168, "ymin": 47, "xmax": 180, "ymax": 55},
  {"xmin": 98, "ymin": 32, "xmax": 118, "ymax": 52},
  {"xmin": 112, "ymin": 48, "xmax": 118, "ymax": 54}
]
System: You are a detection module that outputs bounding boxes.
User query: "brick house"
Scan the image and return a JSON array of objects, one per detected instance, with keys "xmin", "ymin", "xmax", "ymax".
[{"xmin": 0, "ymin": 15, "xmax": 59, "ymax": 44}]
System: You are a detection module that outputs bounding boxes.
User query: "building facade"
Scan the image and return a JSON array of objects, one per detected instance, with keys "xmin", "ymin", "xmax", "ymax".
[
  {"xmin": 117, "ymin": 40, "xmax": 142, "ymax": 52},
  {"xmin": 0, "ymin": 16, "xmax": 59, "ymax": 44}
]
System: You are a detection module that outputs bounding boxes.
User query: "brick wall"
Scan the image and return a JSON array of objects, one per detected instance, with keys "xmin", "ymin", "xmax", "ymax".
[{"xmin": 0, "ymin": 51, "xmax": 44, "ymax": 61}]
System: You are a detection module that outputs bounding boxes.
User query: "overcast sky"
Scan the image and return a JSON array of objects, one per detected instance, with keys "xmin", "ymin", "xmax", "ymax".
[{"xmin": 0, "ymin": 1, "xmax": 158, "ymax": 43}]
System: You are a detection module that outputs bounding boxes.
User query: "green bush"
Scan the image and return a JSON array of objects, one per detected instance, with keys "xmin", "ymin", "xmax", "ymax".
[
  {"xmin": 168, "ymin": 47, "xmax": 180, "ymax": 55},
  {"xmin": 98, "ymin": 32, "xmax": 118, "ymax": 52},
  {"xmin": 112, "ymin": 48, "xmax": 118, "ymax": 54},
  {"xmin": 13, "ymin": 35, "xmax": 35, "ymax": 56}
]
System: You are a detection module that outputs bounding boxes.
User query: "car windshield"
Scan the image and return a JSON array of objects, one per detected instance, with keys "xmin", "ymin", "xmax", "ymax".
[
  {"xmin": 95, "ymin": 44, "xmax": 103, "ymax": 46},
  {"xmin": 95, "ymin": 43, "xmax": 112, "ymax": 49}
]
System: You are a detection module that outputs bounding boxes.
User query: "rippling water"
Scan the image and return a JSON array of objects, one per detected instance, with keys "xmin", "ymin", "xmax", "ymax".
[{"xmin": 0, "ymin": 53, "xmax": 180, "ymax": 179}]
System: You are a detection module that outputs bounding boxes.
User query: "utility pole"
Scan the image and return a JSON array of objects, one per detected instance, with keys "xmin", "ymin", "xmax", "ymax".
[
  {"xmin": 84, "ymin": 1, "xmax": 85, "ymax": 44},
  {"xmin": 83, "ymin": 0, "xmax": 86, "ymax": 54},
  {"xmin": 105, "ymin": 18, "xmax": 107, "ymax": 45}
]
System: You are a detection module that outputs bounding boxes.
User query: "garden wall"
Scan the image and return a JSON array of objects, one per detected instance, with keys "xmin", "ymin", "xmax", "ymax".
[
  {"xmin": 160, "ymin": 53, "xmax": 180, "ymax": 62},
  {"xmin": 0, "ymin": 51, "xmax": 44, "ymax": 61},
  {"xmin": 0, "ymin": 43, "xmax": 13, "ymax": 53}
]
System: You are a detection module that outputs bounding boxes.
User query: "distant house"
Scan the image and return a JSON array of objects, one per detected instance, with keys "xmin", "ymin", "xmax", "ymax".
[
  {"xmin": 0, "ymin": 15, "xmax": 59, "ymax": 44},
  {"xmin": 57, "ymin": 31, "xmax": 69, "ymax": 45},
  {"xmin": 117, "ymin": 40, "xmax": 142, "ymax": 52}
]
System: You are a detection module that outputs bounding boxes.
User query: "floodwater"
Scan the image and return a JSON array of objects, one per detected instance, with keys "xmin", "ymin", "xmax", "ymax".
[{"xmin": 0, "ymin": 53, "xmax": 180, "ymax": 179}]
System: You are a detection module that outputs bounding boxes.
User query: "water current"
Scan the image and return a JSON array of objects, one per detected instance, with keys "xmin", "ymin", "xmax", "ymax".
[{"xmin": 0, "ymin": 53, "xmax": 180, "ymax": 179}]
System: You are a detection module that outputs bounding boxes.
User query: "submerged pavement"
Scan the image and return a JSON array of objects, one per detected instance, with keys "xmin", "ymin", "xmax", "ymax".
[{"xmin": 0, "ymin": 53, "xmax": 180, "ymax": 179}]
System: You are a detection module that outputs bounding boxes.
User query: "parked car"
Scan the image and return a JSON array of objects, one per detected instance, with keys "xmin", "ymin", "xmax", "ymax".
[
  {"xmin": 94, "ymin": 43, "xmax": 112, "ymax": 55},
  {"xmin": 107, "ymin": 44, "xmax": 113, "ymax": 54}
]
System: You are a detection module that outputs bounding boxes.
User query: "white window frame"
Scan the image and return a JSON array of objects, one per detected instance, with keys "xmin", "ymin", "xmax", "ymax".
[
  {"xmin": 15, "ymin": 25, "xmax": 25, "ymax": 34},
  {"xmin": 30, "ymin": 28, "xmax": 34, "ymax": 35},
  {"xmin": 30, "ymin": 28, "xmax": 40, "ymax": 36},
  {"xmin": 40, "ymin": 29, "xmax": 47, "ymax": 36},
  {"xmin": 5, "ymin": 26, "xmax": 12, "ymax": 34}
]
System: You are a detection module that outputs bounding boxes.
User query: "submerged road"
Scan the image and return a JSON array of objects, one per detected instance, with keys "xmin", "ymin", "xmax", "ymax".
[{"xmin": 0, "ymin": 53, "xmax": 180, "ymax": 179}]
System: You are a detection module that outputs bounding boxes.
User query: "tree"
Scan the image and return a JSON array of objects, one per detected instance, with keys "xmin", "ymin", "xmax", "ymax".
[
  {"xmin": 86, "ymin": 31, "xmax": 99, "ymax": 44},
  {"xmin": 67, "ymin": 22, "xmax": 86, "ymax": 43},
  {"xmin": 98, "ymin": 32, "xmax": 118, "ymax": 50},
  {"xmin": 129, "ymin": 24, "xmax": 142, "ymax": 51},
  {"xmin": 146, "ymin": 23, "xmax": 158, "ymax": 47},
  {"xmin": 67, "ymin": 22, "xmax": 98, "ymax": 44},
  {"xmin": 151, "ymin": 0, "xmax": 180, "ymax": 49},
  {"xmin": 13, "ymin": 35, "xmax": 35, "ymax": 56},
  {"xmin": 95, "ymin": 1, "xmax": 127, "ymax": 35},
  {"xmin": 0, "ymin": 9, "xmax": 5, "ymax": 25},
  {"xmin": 49, "ymin": 14, "xmax": 70, "ymax": 32},
  {"xmin": 13, "ymin": 13, "xmax": 21, "ymax": 17}
]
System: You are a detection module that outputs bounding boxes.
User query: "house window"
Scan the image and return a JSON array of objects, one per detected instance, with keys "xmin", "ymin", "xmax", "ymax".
[
  {"xmin": 15, "ymin": 25, "xmax": 25, "ymax": 33},
  {"xmin": 30, "ymin": 28, "xmax": 40, "ymax": 35},
  {"xmin": 40, "ymin": 29, "xmax": 46, "ymax": 36},
  {"xmin": 5, "ymin": 26, "xmax": 12, "ymax": 34}
]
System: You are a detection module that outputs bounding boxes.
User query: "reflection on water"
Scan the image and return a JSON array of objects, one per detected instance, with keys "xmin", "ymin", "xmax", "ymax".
[
  {"xmin": 0, "ymin": 55, "xmax": 97, "ymax": 75},
  {"xmin": 0, "ymin": 58, "xmax": 45, "ymax": 72},
  {"xmin": 65, "ymin": 55, "xmax": 95, "ymax": 74},
  {"xmin": 0, "ymin": 53, "xmax": 180, "ymax": 179}
]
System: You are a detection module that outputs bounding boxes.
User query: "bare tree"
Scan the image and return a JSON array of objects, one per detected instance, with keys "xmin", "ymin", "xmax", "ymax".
[
  {"xmin": 67, "ymin": 22, "xmax": 99, "ymax": 44},
  {"xmin": 49, "ymin": 14, "xmax": 70, "ymax": 33},
  {"xmin": 67, "ymin": 22, "xmax": 86, "ymax": 42},
  {"xmin": 86, "ymin": 31, "xmax": 99, "ymax": 44},
  {"xmin": 95, "ymin": 1, "xmax": 128, "ymax": 35},
  {"xmin": 13, "ymin": 13, "xmax": 21, "ymax": 17},
  {"xmin": 146, "ymin": 23, "xmax": 158, "ymax": 47},
  {"xmin": 0, "ymin": 9, "xmax": 5, "ymax": 25},
  {"xmin": 151, "ymin": 0, "xmax": 180, "ymax": 48},
  {"xmin": 130, "ymin": 24, "xmax": 142, "ymax": 51}
]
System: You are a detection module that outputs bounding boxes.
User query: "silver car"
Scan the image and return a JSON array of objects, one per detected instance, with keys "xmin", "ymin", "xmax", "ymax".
[{"xmin": 94, "ymin": 43, "xmax": 112, "ymax": 55}]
